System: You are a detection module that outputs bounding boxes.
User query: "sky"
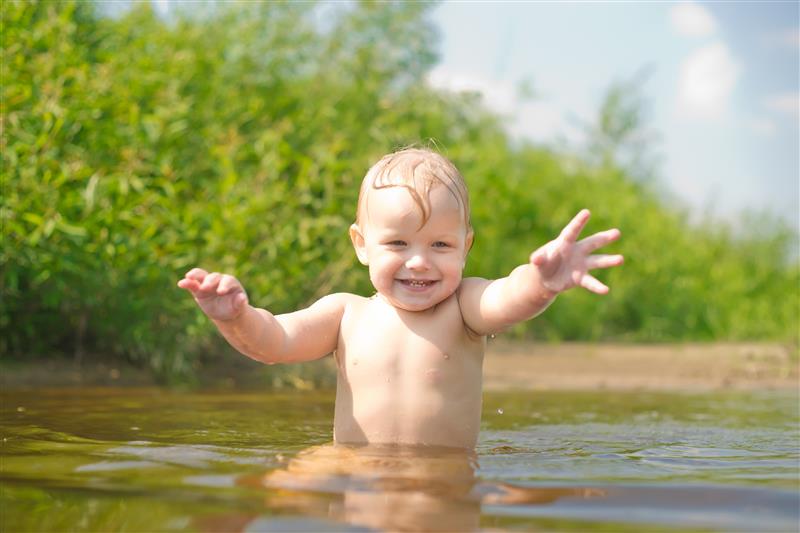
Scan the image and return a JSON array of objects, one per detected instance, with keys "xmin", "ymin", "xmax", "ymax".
[{"xmin": 427, "ymin": 1, "xmax": 799, "ymax": 233}]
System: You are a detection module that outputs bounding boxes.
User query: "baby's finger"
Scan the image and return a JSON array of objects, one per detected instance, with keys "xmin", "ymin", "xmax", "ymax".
[
  {"xmin": 580, "ymin": 274, "xmax": 609, "ymax": 294},
  {"xmin": 199, "ymin": 272, "xmax": 222, "ymax": 291},
  {"xmin": 177, "ymin": 278, "xmax": 201, "ymax": 291},
  {"xmin": 529, "ymin": 240, "xmax": 558, "ymax": 267},
  {"xmin": 586, "ymin": 254, "xmax": 624, "ymax": 270},
  {"xmin": 185, "ymin": 268, "xmax": 208, "ymax": 281},
  {"xmin": 559, "ymin": 209, "xmax": 591, "ymax": 243},
  {"xmin": 579, "ymin": 228, "xmax": 621, "ymax": 253},
  {"xmin": 217, "ymin": 274, "xmax": 240, "ymax": 295}
]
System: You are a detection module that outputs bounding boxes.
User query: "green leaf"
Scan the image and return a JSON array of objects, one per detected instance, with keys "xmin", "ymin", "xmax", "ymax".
[{"xmin": 56, "ymin": 220, "xmax": 87, "ymax": 238}]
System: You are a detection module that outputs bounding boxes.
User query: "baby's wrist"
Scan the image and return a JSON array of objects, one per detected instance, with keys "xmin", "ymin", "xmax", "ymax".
[
  {"xmin": 212, "ymin": 304, "xmax": 250, "ymax": 324},
  {"xmin": 534, "ymin": 276, "xmax": 560, "ymax": 301},
  {"xmin": 538, "ymin": 283, "xmax": 559, "ymax": 301}
]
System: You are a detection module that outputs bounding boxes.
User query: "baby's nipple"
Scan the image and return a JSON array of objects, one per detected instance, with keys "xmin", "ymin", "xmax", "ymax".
[{"xmin": 425, "ymin": 368, "xmax": 442, "ymax": 384}]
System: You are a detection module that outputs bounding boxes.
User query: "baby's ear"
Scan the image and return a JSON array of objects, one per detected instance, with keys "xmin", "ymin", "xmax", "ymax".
[
  {"xmin": 465, "ymin": 228, "xmax": 474, "ymax": 254},
  {"xmin": 349, "ymin": 224, "xmax": 369, "ymax": 265}
]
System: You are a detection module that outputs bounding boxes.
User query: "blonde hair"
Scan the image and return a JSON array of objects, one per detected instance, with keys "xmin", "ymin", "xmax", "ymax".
[{"xmin": 355, "ymin": 148, "xmax": 471, "ymax": 229}]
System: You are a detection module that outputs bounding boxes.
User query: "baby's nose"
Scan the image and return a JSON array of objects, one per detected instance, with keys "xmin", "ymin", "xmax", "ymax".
[{"xmin": 405, "ymin": 252, "xmax": 430, "ymax": 270}]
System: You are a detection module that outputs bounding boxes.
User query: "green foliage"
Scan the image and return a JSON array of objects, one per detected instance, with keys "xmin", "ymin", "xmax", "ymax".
[{"xmin": 2, "ymin": 1, "xmax": 797, "ymax": 379}]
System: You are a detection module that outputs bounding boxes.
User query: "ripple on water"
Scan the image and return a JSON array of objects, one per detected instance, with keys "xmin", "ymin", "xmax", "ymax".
[{"xmin": 478, "ymin": 421, "xmax": 799, "ymax": 487}]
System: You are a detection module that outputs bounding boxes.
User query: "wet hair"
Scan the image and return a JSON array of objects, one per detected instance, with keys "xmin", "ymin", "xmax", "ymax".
[{"xmin": 355, "ymin": 148, "xmax": 471, "ymax": 230}]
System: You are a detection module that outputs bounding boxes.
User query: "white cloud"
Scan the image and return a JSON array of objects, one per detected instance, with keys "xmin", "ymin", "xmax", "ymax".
[
  {"xmin": 670, "ymin": 1, "xmax": 717, "ymax": 37},
  {"xmin": 426, "ymin": 67, "xmax": 591, "ymax": 144},
  {"xmin": 677, "ymin": 42, "xmax": 740, "ymax": 120},
  {"xmin": 426, "ymin": 67, "xmax": 518, "ymax": 115},
  {"xmin": 764, "ymin": 93, "xmax": 800, "ymax": 117},
  {"xmin": 510, "ymin": 103, "xmax": 577, "ymax": 143},
  {"xmin": 426, "ymin": 67, "xmax": 585, "ymax": 144}
]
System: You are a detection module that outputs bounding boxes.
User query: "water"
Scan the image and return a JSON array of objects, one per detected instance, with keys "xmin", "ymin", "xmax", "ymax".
[{"xmin": 1, "ymin": 388, "xmax": 797, "ymax": 531}]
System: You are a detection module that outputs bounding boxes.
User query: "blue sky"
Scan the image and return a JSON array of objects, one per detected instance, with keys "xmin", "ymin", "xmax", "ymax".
[{"xmin": 428, "ymin": 1, "xmax": 799, "ymax": 232}]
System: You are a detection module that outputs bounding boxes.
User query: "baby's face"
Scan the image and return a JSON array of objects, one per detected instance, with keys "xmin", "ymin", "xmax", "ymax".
[{"xmin": 351, "ymin": 186, "xmax": 473, "ymax": 312}]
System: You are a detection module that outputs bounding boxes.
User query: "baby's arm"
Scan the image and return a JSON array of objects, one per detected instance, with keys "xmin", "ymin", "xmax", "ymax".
[
  {"xmin": 459, "ymin": 209, "xmax": 623, "ymax": 335},
  {"xmin": 177, "ymin": 268, "xmax": 344, "ymax": 364}
]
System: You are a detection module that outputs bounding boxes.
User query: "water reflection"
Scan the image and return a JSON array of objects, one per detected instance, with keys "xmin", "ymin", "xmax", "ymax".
[
  {"xmin": 190, "ymin": 442, "xmax": 798, "ymax": 532},
  {"xmin": 231, "ymin": 443, "xmax": 606, "ymax": 532}
]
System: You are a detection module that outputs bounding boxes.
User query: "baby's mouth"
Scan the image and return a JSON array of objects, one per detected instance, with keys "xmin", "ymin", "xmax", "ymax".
[{"xmin": 398, "ymin": 279, "xmax": 437, "ymax": 289}]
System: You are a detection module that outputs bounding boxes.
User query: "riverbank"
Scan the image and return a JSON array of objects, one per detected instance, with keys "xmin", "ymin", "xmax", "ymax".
[
  {"xmin": 1, "ymin": 342, "xmax": 796, "ymax": 391},
  {"xmin": 482, "ymin": 341, "xmax": 797, "ymax": 391}
]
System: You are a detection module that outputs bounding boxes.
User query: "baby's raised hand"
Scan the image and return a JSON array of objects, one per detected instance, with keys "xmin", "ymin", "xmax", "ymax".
[
  {"xmin": 529, "ymin": 209, "xmax": 623, "ymax": 295},
  {"xmin": 177, "ymin": 268, "xmax": 249, "ymax": 321}
]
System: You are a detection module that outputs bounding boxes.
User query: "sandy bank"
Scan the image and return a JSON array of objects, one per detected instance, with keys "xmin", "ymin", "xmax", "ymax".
[{"xmin": 483, "ymin": 341, "xmax": 798, "ymax": 391}]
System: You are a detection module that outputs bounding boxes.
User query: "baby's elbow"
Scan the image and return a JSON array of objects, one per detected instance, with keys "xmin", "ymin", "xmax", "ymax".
[
  {"xmin": 239, "ymin": 336, "xmax": 291, "ymax": 365},
  {"xmin": 238, "ymin": 348, "xmax": 280, "ymax": 366}
]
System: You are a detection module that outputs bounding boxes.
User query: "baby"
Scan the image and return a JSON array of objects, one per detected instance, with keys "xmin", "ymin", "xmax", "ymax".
[{"xmin": 178, "ymin": 148, "xmax": 623, "ymax": 449}]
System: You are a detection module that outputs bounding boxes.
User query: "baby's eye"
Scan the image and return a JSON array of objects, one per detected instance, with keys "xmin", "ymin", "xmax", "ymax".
[
  {"xmin": 386, "ymin": 240, "xmax": 407, "ymax": 247},
  {"xmin": 432, "ymin": 241, "xmax": 451, "ymax": 248}
]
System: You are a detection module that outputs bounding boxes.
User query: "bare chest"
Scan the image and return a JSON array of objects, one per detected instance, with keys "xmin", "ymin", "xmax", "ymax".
[
  {"xmin": 332, "ymin": 295, "xmax": 485, "ymax": 447},
  {"xmin": 337, "ymin": 297, "xmax": 484, "ymax": 390}
]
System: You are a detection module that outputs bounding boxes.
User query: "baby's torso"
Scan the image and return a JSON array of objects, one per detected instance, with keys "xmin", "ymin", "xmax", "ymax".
[{"xmin": 333, "ymin": 292, "xmax": 485, "ymax": 449}]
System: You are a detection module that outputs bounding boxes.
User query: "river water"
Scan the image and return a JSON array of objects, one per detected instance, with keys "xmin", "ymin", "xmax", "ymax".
[{"xmin": 1, "ymin": 387, "xmax": 797, "ymax": 531}]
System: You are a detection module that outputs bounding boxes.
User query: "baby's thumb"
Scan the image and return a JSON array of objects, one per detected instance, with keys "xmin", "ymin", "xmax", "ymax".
[{"xmin": 529, "ymin": 248, "xmax": 546, "ymax": 266}]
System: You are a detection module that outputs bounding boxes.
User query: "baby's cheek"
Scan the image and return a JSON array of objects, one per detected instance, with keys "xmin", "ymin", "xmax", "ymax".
[{"xmin": 368, "ymin": 266, "xmax": 389, "ymax": 291}]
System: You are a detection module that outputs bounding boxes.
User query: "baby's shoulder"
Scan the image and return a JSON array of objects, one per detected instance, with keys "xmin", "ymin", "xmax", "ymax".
[
  {"xmin": 455, "ymin": 276, "xmax": 492, "ymax": 308},
  {"xmin": 458, "ymin": 276, "xmax": 492, "ymax": 295},
  {"xmin": 311, "ymin": 292, "xmax": 367, "ymax": 313}
]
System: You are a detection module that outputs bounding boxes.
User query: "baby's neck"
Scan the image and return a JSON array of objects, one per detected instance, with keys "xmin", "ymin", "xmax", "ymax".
[{"xmin": 371, "ymin": 291, "xmax": 446, "ymax": 315}]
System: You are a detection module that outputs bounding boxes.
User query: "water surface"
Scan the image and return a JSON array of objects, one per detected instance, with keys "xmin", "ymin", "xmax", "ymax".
[{"xmin": 1, "ymin": 388, "xmax": 797, "ymax": 531}]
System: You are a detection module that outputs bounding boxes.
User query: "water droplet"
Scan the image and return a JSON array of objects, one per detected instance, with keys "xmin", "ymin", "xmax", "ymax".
[
  {"xmin": 16, "ymin": 407, "xmax": 25, "ymax": 413},
  {"xmin": 489, "ymin": 334, "xmax": 496, "ymax": 339},
  {"xmin": 443, "ymin": 353, "xmax": 450, "ymax": 360},
  {"xmin": 130, "ymin": 426, "xmax": 140, "ymax": 431},
  {"xmin": 497, "ymin": 408, "xmax": 504, "ymax": 415}
]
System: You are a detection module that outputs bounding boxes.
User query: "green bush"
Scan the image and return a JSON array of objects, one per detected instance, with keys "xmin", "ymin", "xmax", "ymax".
[{"xmin": 2, "ymin": 1, "xmax": 797, "ymax": 379}]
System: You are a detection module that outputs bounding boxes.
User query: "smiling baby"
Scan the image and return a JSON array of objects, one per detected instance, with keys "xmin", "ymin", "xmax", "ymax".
[{"xmin": 178, "ymin": 148, "xmax": 623, "ymax": 449}]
